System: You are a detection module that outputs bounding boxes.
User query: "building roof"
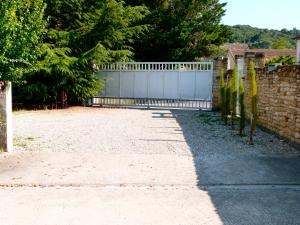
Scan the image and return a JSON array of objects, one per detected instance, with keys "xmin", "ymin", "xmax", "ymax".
[
  {"xmin": 245, "ymin": 49, "xmax": 296, "ymax": 58},
  {"xmin": 293, "ymin": 35, "xmax": 300, "ymax": 40},
  {"xmin": 222, "ymin": 43, "xmax": 296, "ymax": 59},
  {"xmin": 222, "ymin": 43, "xmax": 249, "ymax": 56}
]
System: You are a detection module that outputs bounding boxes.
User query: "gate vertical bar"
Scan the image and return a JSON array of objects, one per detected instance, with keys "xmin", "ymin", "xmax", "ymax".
[
  {"xmin": 194, "ymin": 71, "xmax": 197, "ymax": 100},
  {"xmin": 147, "ymin": 68, "xmax": 150, "ymax": 109},
  {"xmin": 119, "ymin": 71, "xmax": 121, "ymax": 106}
]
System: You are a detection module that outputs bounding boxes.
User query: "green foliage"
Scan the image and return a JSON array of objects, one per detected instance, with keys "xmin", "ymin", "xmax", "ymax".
[
  {"xmin": 271, "ymin": 37, "xmax": 292, "ymax": 49},
  {"xmin": 229, "ymin": 65, "xmax": 238, "ymax": 128},
  {"xmin": 126, "ymin": 0, "xmax": 232, "ymax": 61},
  {"xmin": 266, "ymin": 56, "xmax": 296, "ymax": 66},
  {"xmin": 229, "ymin": 25, "xmax": 298, "ymax": 49},
  {"xmin": 220, "ymin": 69, "xmax": 226, "ymax": 120},
  {"xmin": 14, "ymin": 0, "xmax": 149, "ymax": 104},
  {"xmin": 249, "ymin": 62, "xmax": 258, "ymax": 145},
  {"xmin": 44, "ymin": 0, "xmax": 149, "ymax": 61},
  {"xmin": 239, "ymin": 78, "xmax": 245, "ymax": 136},
  {"xmin": 14, "ymin": 44, "xmax": 103, "ymax": 104},
  {"xmin": 5, "ymin": 0, "xmax": 232, "ymax": 105},
  {"xmin": 0, "ymin": 0, "xmax": 46, "ymax": 81}
]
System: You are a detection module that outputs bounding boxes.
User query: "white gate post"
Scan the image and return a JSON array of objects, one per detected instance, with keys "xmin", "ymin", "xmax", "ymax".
[
  {"xmin": 294, "ymin": 36, "xmax": 300, "ymax": 63},
  {"xmin": 0, "ymin": 82, "xmax": 13, "ymax": 152}
]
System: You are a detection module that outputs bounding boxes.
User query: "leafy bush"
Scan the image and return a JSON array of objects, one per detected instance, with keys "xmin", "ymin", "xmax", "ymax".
[
  {"xmin": 266, "ymin": 56, "xmax": 296, "ymax": 66},
  {"xmin": 0, "ymin": 0, "xmax": 46, "ymax": 81},
  {"xmin": 13, "ymin": 0, "xmax": 149, "ymax": 105}
]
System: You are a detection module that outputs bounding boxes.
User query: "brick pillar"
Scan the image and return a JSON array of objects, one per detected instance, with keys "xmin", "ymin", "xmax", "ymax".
[
  {"xmin": 244, "ymin": 52, "xmax": 265, "ymax": 73},
  {"xmin": 212, "ymin": 57, "xmax": 228, "ymax": 110},
  {"xmin": 243, "ymin": 52, "xmax": 265, "ymax": 91},
  {"xmin": 0, "ymin": 82, "xmax": 13, "ymax": 152},
  {"xmin": 244, "ymin": 52, "xmax": 255, "ymax": 77},
  {"xmin": 255, "ymin": 53, "xmax": 266, "ymax": 68}
]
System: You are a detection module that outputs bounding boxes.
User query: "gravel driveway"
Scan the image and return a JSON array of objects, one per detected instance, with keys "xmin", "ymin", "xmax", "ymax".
[
  {"xmin": 0, "ymin": 107, "xmax": 299, "ymax": 225},
  {"xmin": 13, "ymin": 107, "xmax": 191, "ymax": 154},
  {"xmin": 13, "ymin": 107, "xmax": 299, "ymax": 155}
]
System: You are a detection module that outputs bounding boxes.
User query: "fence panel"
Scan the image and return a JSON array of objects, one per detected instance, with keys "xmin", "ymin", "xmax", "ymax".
[{"xmin": 92, "ymin": 62, "xmax": 213, "ymax": 110}]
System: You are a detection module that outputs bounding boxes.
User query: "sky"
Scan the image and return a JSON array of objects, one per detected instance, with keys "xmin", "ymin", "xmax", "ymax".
[{"xmin": 220, "ymin": 0, "xmax": 300, "ymax": 30}]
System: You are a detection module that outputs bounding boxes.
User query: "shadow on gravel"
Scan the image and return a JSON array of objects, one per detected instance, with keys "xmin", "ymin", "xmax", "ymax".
[{"xmin": 154, "ymin": 110, "xmax": 300, "ymax": 225}]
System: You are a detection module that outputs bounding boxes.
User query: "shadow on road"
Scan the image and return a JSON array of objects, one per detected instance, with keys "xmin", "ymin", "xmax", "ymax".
[{"xmin": 153, "ymin": 110, "xmax": 300, "ymax": 225}]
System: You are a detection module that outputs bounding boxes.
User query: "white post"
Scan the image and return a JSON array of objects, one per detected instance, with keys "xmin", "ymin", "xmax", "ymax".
[
  {"xmin": 0, "ymin": 82, "xmax": 13, "ymax": 152},
  {"xmin": 296, "ymin": 39, "xmax": 300, "ymax": 64}
]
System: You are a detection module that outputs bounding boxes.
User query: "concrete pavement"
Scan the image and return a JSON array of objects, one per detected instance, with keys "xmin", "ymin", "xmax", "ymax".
[{"xmin": 1, "ymin": 152, "xmax": 299, "ymax": 225}]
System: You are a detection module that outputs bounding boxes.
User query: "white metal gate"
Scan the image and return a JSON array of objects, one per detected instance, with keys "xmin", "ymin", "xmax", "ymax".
[{"xmin": 89, "ymin": 62, "xmax": 213, "ymax": 110}]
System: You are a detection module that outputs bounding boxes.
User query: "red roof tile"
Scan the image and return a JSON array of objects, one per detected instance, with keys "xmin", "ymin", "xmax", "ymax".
[{"xmin": 222, "ymin": 43, "xmax": 296, "ymax": 58}]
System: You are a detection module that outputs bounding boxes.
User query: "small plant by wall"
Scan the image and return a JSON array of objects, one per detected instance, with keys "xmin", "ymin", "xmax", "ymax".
[
  {"xmin": 239, "ymin": 78, "xmax": 245, "ymax": 136},
  {"xmin": 248, "ymin": 62, "xmax": 258, "ymax": 145},
  {"xmin": 225, "ymin": 80, "xmax": 231, "ymax": 125},
  {"xmin": 229, "ymin": 65, "xmax": 238, "ymax": 129}
]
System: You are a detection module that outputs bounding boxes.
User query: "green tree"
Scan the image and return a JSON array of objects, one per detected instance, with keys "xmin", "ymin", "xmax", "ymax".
[
  {"xmin": 271, "ymin": 37, "xmax": 293, "ymax": 49},
  {"xmin": 229, "ymin": 25, "xmax": 298, "ymax": 49},
  {"xmin": 126, "ymin": 0, "xmax": 232, "ymax": 61},
  {"xmin": 45, "ymin": 0, "xmax": 148, "ymax": 62},
  {"xmin": 15, "ymin": 0, "xmax": 149, "ymax": 104},
  {"xmin": 0, "ymin": 0, "xmax": 46, "ymax": 81},
  {"xmin": 249, "ymin": 62, "xmax": 258, "ymax": 145}
]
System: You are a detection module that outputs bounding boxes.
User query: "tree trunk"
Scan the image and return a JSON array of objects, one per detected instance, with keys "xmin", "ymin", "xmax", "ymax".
[
  {"xmin": 239, "ymin": 123, "xmax": 243, "ymax": 137},
  {"xmin": 249, "ymin": 114, "xmax": 254, "ymax": 145},
  {"xmin": 231, "ymin": 112, "xmax": 234, "ymax": 129}
]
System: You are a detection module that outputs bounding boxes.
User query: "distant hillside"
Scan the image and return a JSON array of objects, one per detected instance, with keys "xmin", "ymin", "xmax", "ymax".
[{"xmin": 229, "ymin": 25, "xmax": 300, "ymax": 49}]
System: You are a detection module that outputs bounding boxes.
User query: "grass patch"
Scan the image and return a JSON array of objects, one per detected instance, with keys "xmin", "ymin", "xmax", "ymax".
[
  {"xmin": 14, "ymin": 136, "xmax": 34, "ymax": 148},
  {"xmin": 14, "ymin": 137, "xmax": 27, "ymax": 148},
  {"xmin": 196, "ymin": 112, "xmax": 221, "ymax": 125}
]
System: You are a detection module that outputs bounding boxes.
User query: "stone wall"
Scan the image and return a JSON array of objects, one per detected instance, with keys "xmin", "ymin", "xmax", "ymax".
[{"xmin": 244, "ymin": 65, "xmax": 300, "ymax": 144}]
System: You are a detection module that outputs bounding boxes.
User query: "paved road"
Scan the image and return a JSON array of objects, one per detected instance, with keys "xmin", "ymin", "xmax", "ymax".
[{"xmin": 0, "ymin": 108, "xmax": 300, "ymax": 225}]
